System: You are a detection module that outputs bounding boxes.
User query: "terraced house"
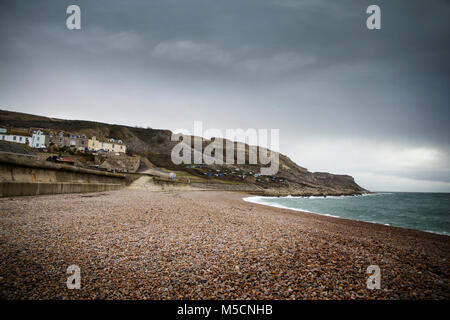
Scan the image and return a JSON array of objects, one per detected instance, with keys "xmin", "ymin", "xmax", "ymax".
[
  {"xmin": 1, "ymin": 126, "xmax": 127, "ymax": 154},
  {"xmin": 88, "ymin": 136, "xmax": 126, "ymax": 153},
  {"xmin": 48, "ymin": 131, "xmax": 89, "ymax": 150},
  {"xmin": 65, "ymin": 133, "xmax": 89, "ymax": 149},
  {"xmin": 0, "ymin": 127, "xmax": 31, "ymax": 145}
]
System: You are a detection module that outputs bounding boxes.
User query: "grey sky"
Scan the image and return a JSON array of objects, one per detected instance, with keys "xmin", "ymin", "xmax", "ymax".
[{"xmin": 1, "ymin": 0, "xmax": 449, "ymax": 191}]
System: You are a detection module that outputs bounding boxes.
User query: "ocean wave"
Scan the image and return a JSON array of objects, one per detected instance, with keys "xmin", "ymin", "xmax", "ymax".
[
  {"xmin": 424, "ymin": 230, "xmax": 450, "ymax": 236},
  {"xmin": 268, "ymin": 193, "xmax": 392, "ymax": 200},
  {"xmin": 243, "ymin": 196, "xmax": 341, "ymax": 218},
  {"xmin": 243, "ymin": 195, "xmax": 449, "ymax": 236}
]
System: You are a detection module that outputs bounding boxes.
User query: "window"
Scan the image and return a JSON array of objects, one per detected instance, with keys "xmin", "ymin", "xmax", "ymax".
[
  {"xmin": 13, "ymin": 136, "xmax": 16, "ymax": 141},
  {"xmin": 19, "ymin": 137, "xmax": 22, "ymax": 141}
]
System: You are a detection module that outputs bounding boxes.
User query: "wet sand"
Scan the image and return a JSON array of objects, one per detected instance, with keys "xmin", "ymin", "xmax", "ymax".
[{"xmin": 0, "ymin": 189, "xmax": 448, "ymax": 299}]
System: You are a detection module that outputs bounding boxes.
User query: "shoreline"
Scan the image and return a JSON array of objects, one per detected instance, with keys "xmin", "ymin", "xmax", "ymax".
[
  {"xmin": 242, "ymin": 194, "xmax": 450, "ymax": 237},
  {"xmin": 1, "ymin": 189, "xmax": 449, "ymax": 299},
  {"xmin": 245, "ymin": 189, "xmax": 371, "ymax": 197}
]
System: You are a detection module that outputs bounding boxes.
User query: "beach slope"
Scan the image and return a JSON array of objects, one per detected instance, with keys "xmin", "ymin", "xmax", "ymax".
[{"xmin": 0, "ymin": 190, "xmax": 448, "ymax": 299}]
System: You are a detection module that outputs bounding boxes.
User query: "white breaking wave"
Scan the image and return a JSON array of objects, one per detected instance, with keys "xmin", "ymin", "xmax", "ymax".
[
  {"xmin": 424, "ymin": 229, "xmax": 450, "ymax": 236},
  {"xmin": 242, "ymin": 196, "xmax": 341, "ymax": 218},
  {"xmin": 268, "ymin": 193, "xmax": 390, "ymax": 200}
]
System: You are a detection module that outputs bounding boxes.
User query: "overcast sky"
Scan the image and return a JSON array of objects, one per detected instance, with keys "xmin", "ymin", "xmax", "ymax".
[{"xmin": 1, "ymin": 0, "xmax": 449, "ymax": 192}]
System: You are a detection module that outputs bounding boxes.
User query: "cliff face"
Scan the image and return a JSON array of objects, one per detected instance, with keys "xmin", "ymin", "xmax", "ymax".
[
  {"xmin": 0, "ymin": 109, "xmax": 368, "ymax": 195},
  {"xmin": 257, "ymin": 153, "xmax": 368, "ymax": 196}
]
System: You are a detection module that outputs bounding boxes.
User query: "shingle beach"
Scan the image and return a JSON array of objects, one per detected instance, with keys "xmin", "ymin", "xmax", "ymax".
[{"xmin": 0, "ymin": 190, "xmax": 448, "ymax": 299}]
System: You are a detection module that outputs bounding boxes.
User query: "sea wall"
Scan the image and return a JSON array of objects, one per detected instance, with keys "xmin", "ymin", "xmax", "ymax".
[
  {"xmin": 128, "ymin": 175, "xmax": 264, "ymax": 192},
  {"xmin": 0, "ymin": 154, "xmax": 128, "ymax": 197},
  {"xmin": 0, "ymin": 181, "xmax": 123, "ymax": 197}
]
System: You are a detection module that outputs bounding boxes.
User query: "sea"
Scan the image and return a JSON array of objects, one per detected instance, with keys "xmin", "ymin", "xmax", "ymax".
[{"xmin": 244, "ymin": 192, "xmax": 450, "ymax": 236}]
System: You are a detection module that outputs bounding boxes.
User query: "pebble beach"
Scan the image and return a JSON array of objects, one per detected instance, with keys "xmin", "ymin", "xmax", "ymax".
[{"xmin": 0, "ymin": 189, "xmax": 449, "ymax": 299}]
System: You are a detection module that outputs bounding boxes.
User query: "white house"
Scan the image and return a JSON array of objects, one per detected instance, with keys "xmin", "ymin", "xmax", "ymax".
[
  {"xmin": 30, "ymin": 130, "xmax": 48, "ymax": 149},
  {"xmin": 0, "ymin": 133, "xmax": 31, "ymax": 145}
]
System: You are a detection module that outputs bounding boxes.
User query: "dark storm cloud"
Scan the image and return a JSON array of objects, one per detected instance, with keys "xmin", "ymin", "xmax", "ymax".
[{"xmin": 0, "ymin": 0, "xmax": 449, "ymax": 190}]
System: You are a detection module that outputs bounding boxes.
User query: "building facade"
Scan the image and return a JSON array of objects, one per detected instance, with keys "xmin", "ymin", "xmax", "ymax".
[
  {"xmin": 88, "ymin": 136, "xmax": 126, "ymax": 153},
  {"xmin": 29, "ymin": 130, "xmax": 49, "ymax": 149},
  {"xmin": 0, "ymin": 128, "xmax": 31, "ymax": 145},
  {"xmin": 48, "ymin": 132, "xmax": 89, "ymax": 150},
  {"xmin": 48, "ymin": 131, "xmax": 65, "ymax": 147}
]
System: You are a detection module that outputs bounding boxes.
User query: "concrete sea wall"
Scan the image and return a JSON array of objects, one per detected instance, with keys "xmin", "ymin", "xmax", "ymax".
[
  {"xmin": 0, "ymin": 154, "xmax": 128, "ymax": 197},
  {"xmin": 1, "ymin": 181, "xmax": 123, "ymax": 197}
]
